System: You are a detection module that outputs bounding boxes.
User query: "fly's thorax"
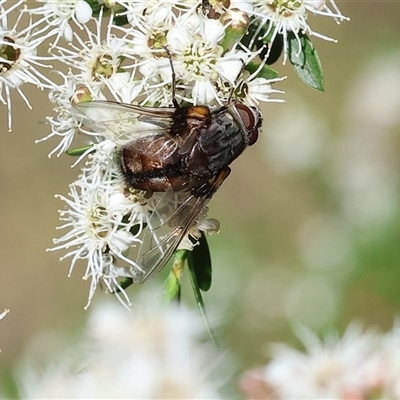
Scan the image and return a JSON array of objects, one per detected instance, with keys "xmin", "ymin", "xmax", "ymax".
[
  {"xmin": 188, "ymin": 108, "xmax": 248, "ymax": 177},
  {"xmin": 170, "ymin": 105, "xmax": 212, "ymax": 139}
]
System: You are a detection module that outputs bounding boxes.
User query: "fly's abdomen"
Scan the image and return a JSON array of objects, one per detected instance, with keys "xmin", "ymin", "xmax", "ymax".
[{"xmin": 119, "ymin": 135, "xmax": 201, "ymax": 193}]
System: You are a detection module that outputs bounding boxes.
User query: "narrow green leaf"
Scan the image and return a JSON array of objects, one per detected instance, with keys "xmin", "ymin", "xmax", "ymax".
[
  {"xmin": 241, "ymin": 19, "xmax": 271, "ymax": 50},
  {"xmin": 259, "ymin": 33, "xmax": 284, "ymax": 65},
  {"xmin": 112, "ymin": 13, "xmax": 129, "ymax": 27},
  {"xmin": 164, "ymin": 250, "xmax": 187, "ymax": 302},
  {"xmin": 117, "ymin": 277, "xmax": 133, "ymax": 291},
  {"xmin": 245, "ymin": 62, "xmax": 279, "ymax": 80},
  {"xmin": 187, "ymin": 253, "xmax": 219, "ymax": 346},
  {"xmin": 288, "ymin": 32, "xmax": 324, "ymax": 91},
  {"xmin": 190, "ymin": 233, "xmax": 212, "ymax": 292},
  {"xmin": 66, "ymin": 145, "xmax": 93, "ymax": 157}
]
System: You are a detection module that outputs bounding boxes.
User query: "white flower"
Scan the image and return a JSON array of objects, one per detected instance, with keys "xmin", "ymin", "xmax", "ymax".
[
  {"xmin": 178, "ymin": 216, "xmax": 220, "ymax": 251},
  {"xmin": 35, "ymin": 72, "xmax": 85, "ymax": 157},
  {"xmin": 118, "ymin": 0, "xmax": 187, "ymax": 28},
  {"xmin": 28, "ymin": 0, "xmax": 93, "ymax": 46},
  {"xmin": 103, "ymin": 71, "xmax": 145, "ymax": 104},
  {"xmin": 0, "ymin": 0, "xmax": 288, "ymax": 306},
  {"xmin": 238, "ymin": 74, "xmax": 286, "ymax": 106},
  {"xmin": 0, "ymin": 0, "xmax": 56, "ymax": 130},
  {"xmin": 206, "ymin": 0, "xmax": 254, "ymax": 15},
  {"xmin": 49, "ymin": 153, "xmax": 147, "ymax": 307},
  {"xmin": 129, "ymin": 22, "xmax": 170, "ymax": 59},
  {"xmin": 166, "ymin": 14, "xmax": 255, "ymax": 105},
  {"xmin": 252, "ymin": 0, "xmax": 348, "ymax": 64},
  {"xmin": 377, "ymin": 320, "xmax": 400, "ymax": 398},
  {"xmin": 18, "ymin": 296, "xmax": 226, "ymax": 399},
  {"xmin": 51, "ymin": 8, "xmax": 137, "ymax": 93}
]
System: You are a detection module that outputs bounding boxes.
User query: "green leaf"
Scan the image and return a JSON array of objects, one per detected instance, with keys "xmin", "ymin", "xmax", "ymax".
[
  {"xmin": 245, "ymin": 62, "xmax": 279, "ymax": 80},
  {"xmin": 241, "ymin": 19, "xmax": 271, "ymax": 50},
  {"xmin": 190, "ymin": 233, "xmax": 212, "ymax": 291},
  {"xmin": 112, "ymin": 11, "xmax": 128, "ymax": 26},
  {"xmin": 288, "ymin": 32, "xmax": 324, "ymax": 92},
  {"xmin": 187, "ymin": 253, "xmax": 219, "ymax": 346},
  {"xmin": 242, "ymin": 20, "xmax": 283, "ymax": 65},
  {"xmin": 258, "ymin": 33, "xmax": 284, "ymax": 65},
  {"xmin": 117, "ymin": 277, "xmax": 133, "ymax": 291},
  {"xmin": 66, "ymin": 145, "xmax": 94, "ymax": 157},
  {"xmin": 164, "ymin": 250, "xmax": 188, "ymax": 302}
]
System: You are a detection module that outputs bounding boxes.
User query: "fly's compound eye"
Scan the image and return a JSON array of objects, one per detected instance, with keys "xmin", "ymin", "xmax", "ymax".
[{"xmin": 235, "ymin": 103, "xmax": 261, "ymax": 146}]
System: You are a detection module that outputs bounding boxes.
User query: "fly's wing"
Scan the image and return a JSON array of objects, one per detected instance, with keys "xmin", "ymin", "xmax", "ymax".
[
  {"xmin": 133, "ymin": 192, "xmax": 211, "ymax": 283},
  {"xmin": 74, "ymin": 100, "xmax": 177, "ymax": 143},
  {"xmin": 133, "ymin": 168, "xmax": 231, "ymax": 283}
]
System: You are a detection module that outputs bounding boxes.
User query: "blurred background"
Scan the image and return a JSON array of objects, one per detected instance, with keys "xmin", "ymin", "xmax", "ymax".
[{"xmin": 1, "ymin": 0, "xmax": 400, "ymax": 395}]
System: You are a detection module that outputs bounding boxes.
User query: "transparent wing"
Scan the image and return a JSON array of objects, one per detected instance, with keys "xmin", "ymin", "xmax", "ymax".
[
  {"xmin": 132, "ymin": 169, "xmax": 231, "ymax": 283},
  {"xmin": 133, "ymin": 191, "xmax": 210, "ymax": 283},
  {"xmin": 74, "ymin": 100, "xmax": 177, "ymax": 142}
]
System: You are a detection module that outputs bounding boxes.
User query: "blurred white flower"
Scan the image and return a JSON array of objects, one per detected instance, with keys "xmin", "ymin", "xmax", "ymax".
[
  {"xmin": 262, "ymin": 100, "xmax": 329, "ymax": 173},
  {"xmin": 379, "ymin": 320, "xmax": 400, "ymax": 398},
  {"xmin": 241, "ymin": 323, "xmax": 382, "ymax": 399},
  {"xmin": 330, "ymin": 51, "xmax": 400, "ymax": 230},
  {"xmin": 18, "ymin": 296, "xmax": 227, "ymax": 399},
  {"xmin": 241, "ymin": 320, "xmax": 400, "ymax": 400}
]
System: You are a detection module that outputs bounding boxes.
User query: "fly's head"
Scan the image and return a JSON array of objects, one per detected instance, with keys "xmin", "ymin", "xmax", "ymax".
[{"xmin": 231, "ymin": 103, "xmax": 262, "ymax": 147}]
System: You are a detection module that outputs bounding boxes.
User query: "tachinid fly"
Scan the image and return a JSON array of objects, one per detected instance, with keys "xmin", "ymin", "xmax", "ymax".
[{"xmin": 76, "ymin": 96, "xmax": 262, "ymax": 283}]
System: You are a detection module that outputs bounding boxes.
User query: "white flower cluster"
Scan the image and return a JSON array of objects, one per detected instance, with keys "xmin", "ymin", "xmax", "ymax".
[
  {"xmin": 0, "ymin": 0, "xmax": 346, "ymax": 305},
  {"xmin": 252, "ymin": 0, "xmax": 349, "ymax": 63},
  {"xmin": 240, "ymin": 322, "xmax": 400, "ymax": 399},
  {"xmin": 18, "ymin": 296, "xmax": 227, "ymax": 399}
]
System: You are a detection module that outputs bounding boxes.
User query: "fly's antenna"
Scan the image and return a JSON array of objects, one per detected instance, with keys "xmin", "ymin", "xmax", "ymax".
[{"xmin": 163, "ymin": 46, "xmax": 179, "ymax": 109}]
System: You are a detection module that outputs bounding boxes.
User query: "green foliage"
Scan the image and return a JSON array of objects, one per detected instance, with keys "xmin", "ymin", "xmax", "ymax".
[
  {"xmin": 164, "ymin": 250, "xmax": 188, "ymax": 302},
  {"xmin": 66, "ymin": 145, "xmax": 93, "ymax": 157},
  {"xmin": 190, "ymin": 233, "xmax": 212, "ymax": 292},
  {"xmin": 188, "ymin": 250, "xmax": 219, "ymax": 346},
  {"xmin": 288, "ymin": 32, "xmax": 324, "ymax": 91},
  {"xmin": 118, "ymin": 277, "xmax": 134, "ymax": 291},
  {"xmin": 245, "ymin": 62, "xmax": 279, "ymax": 80}
]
